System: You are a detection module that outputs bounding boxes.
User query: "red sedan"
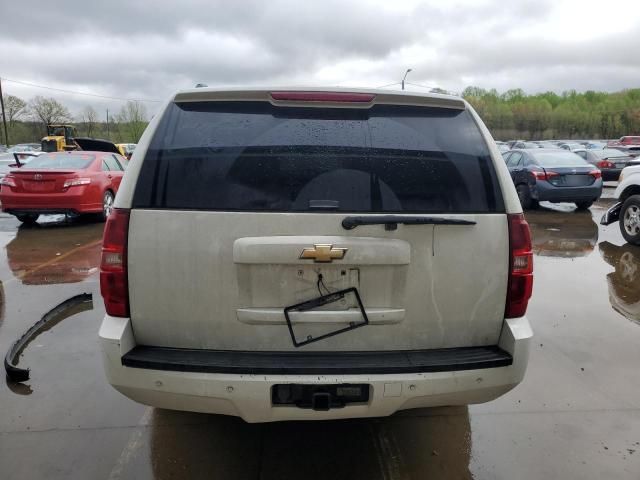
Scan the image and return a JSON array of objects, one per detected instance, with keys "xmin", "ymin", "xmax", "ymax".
[{"xmin": 0, "ymin": 151, "xmax": 128, "ymax": 224}]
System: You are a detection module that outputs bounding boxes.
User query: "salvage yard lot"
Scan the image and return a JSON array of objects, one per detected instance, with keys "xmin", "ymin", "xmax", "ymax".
[{"xmin": 1, "ymin": 197, "xmax": 639, "ymax": 479}]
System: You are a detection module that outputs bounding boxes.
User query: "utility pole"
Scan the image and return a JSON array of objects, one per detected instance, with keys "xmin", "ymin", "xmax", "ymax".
[
  {"xmin": 401, "ymin": 69, "xmax": 412, "ymax": 91},
  {"xmin": 0, "ymin": 77, "xmax": 9, "ymax": 147},
  {"xmin": 106, "ymin": 108, "xmax": 109, "ymax": 139}
]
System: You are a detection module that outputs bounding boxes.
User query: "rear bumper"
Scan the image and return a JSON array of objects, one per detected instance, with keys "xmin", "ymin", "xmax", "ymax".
[
  {"xmin": 532, "ymin": 180, "xmax": 602, "ymax": 203},
  {"xmin": 99, "ymin": 316, "xmax": 532, "ymax": 423},
  {"xmin": 0, "ymin": 190, "xmax": 101, "ymax": 214}
]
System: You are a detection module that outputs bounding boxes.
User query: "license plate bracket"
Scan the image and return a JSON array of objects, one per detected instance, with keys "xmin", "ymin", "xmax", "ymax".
[{"xmin": 283, "ymin": 287, "xmax": 368, "ymax": 347}]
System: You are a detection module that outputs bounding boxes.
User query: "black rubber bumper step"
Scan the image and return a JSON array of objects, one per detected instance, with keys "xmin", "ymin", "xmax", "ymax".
[{"xmin": 122, "ymin": 345, "xmax": 512, "ymax": 375}]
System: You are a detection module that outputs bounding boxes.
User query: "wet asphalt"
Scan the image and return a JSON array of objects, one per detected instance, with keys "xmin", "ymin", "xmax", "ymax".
[{"xmin": 0, "ymin": 194, "xmax": 639, "ymax": 479}]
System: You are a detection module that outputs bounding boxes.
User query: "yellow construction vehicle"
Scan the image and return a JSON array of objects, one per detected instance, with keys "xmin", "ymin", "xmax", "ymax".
[{"xmin": 41, "ymin": 125, "xmax": 77, "ymax": 152}]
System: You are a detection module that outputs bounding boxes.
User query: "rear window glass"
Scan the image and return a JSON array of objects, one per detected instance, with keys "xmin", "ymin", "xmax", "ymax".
[
  {"xmin": 592, "ymin": 149, "xmax": 629, "ymax": 159},
  {"xmin": 530, "ymin": 151, "xmax": 589, "ymax": 167},
  {"xmin": 133, "ymin": 101, "xmax": 504, "ymax": 213},
  {"xmin": 24, "ymin": 153, "xmax": 95, "ymax": 170}
]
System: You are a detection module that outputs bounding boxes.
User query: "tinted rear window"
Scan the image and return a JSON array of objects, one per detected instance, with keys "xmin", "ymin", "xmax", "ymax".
[
  {"xmin": 133, "ymin": 101, "xmax": 504, "ymax": 213},
  {"xmin": 23, "ymin": 153, "xmax": 95, "ymax": 170}
]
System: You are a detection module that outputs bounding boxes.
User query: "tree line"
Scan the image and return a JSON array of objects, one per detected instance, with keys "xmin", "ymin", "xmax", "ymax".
[
  {"xmin": 462, "ymin": 87, "xmax": 640, "ymax": 141},
  {"xmin": 0, "ymin": 94, "xmax": 149, "ymax": 146},
  {"xmin": 3, "ymin": 88, "xmax": 640, "ymax": 146}
]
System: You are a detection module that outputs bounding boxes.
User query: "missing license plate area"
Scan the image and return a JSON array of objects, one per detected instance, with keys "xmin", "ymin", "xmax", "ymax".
[
  {"xmin": 272, "ymin": 384, "xmax": 370, "ymax": 410},
  {"xmin": 283, "ymin": 287, "xmax": 368, "ymax": 347}
]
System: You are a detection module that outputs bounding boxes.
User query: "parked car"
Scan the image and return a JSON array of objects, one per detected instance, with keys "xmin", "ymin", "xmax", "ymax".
[
  {"xmin": 559, "ymin": 142, "xmax": 583, "ymax": 151},
  {"xmin": 99, "ymin": 87, "xmax": 534, "ymax": 423},
  {"xmin": 574, "ymin": 148, "xmax": 635, "ymax": 180},
  {"xmin": 611, "ymin": 145, "xmax": 640, "ymax": 157},
  {"xmin": 11, "ymin": 143, "xmax": 41, "ymax": 151},
  {"xmin": 608, "ymin": 136, "xmax": 640, "ymax": 147},
  {"xmin": 0, "ymin": 151, "xmax": 128, "ymax": 224},
  {"xmin": 601, "ymin": 163, "xmax": 640, "ymax": 244},
  {"xmin": 0, "ymin": 143, "xmax": 41, "ymax": 162},
  {"xmin": 116, "ymin": 143, "xmax": 136, "ymax": 159},
  {"xmin": 503, "ymin": 148, "xmax": 602, "ymax": 209},
  {"xmin": 538, "ymin": 141, "xmax": 562, "ymax": 149},
  {"xmin": 496, "ymin": 142, "xmax": 510, "ymax": 153},
  {"xmin": 512, "ymin": 141, "xmax": 542, "ymax": 149},
  {"xmin": 585, "ymin": 142, "xmax": 607, "ymax": 149}
]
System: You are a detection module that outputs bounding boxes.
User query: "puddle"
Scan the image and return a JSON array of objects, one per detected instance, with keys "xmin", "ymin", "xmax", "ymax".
[
  {"xmin": 4, "ymin": 293, "xmax": 93, "ymax": 384},
  {"xmin": 526, "ymin": 210, "xmax": 598, "ymax": 258},
  {"xmin": 599, "ymin": 241, "xmax": 640, "ymax": 325},
  {"xmin": 6, "ymin": 222, "xmax": 103, "ymax": 285}
]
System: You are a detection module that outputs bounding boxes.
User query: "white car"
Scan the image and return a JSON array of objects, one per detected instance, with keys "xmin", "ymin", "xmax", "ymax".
[
  {"xmin": 99, "ymin": 87, "xmax": 534, "ymax": 423},
  {"xmin": 601, "ymin": 162, "xmax": 640, "ymax": 244}
]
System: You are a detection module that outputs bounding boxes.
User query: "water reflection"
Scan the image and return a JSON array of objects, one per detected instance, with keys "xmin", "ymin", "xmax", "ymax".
[
  {"xmin": 599, "ymin": 241, "xmax": 640, "ymax": 325},
  {"xmin": 148, "ymin": 407, "xmax": 473, "ymax": 479},
  {"xmin": 5, "ymin": 222, "xmax": 103, "ymax": 285},
  {"xmin": 526, "ymin": 211, "xmax": 598, "ymax": 257}
]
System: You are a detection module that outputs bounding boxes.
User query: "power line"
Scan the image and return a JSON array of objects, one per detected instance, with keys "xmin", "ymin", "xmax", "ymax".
[
  {"xmin": 0, "ymin": 77, "xmax": 162, "ymax": 103},
  {"xmin": 376, "ymin": 82, "xmax": 402, "ymax": 89}
]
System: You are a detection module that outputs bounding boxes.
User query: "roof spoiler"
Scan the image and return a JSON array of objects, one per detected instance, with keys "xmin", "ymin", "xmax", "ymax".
[{"xmin": 174, "ymin": 88, "xmax": 466, "ymax": 110}]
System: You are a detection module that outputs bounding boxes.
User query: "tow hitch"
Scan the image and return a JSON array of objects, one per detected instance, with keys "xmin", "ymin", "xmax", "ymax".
[{"xmin": 272, "ymin": 384, "xmax": 370, "ymax": 410}]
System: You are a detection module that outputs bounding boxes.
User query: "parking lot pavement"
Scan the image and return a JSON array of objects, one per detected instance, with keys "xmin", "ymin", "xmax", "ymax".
[{"xmin": 1, "ymin": 203, "xmax": 639, "ymax": 479}]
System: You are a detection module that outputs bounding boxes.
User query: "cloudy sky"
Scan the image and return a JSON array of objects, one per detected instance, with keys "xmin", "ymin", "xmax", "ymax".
[{"xmin": 1, "ymin": 0, "xmax": 639, "ymax": 117}]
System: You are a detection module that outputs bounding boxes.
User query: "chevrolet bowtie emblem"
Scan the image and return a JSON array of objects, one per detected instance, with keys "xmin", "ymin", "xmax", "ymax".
[{"xmin": 299, "ymin": 244, "xmax": 348, "ymax": 263}]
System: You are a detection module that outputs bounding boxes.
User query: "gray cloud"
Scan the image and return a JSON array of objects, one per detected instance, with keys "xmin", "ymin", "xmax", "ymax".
[{"xmin": 1, "ymin": 0, "xmax": 639, "ymax": 117}]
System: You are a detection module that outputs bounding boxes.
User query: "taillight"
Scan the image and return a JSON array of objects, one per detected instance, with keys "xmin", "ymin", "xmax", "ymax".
[
  {"xmin": 506, "ymin": 213, "xmax": 533, "ymax": 318},
  {"xmin": 63, "ymin": 177, "xmax": 91, "ymax": 188},
  {"xmin": 597, "ymin": 160, "xmax": 614, "ymax": 169},
  {"xmin": 270, "ymin": 91, "xmax": 375, "ymax": 103},
  {"xmin": 589, "ymin": 169, "xmax": 602, "ymax": 179},
  {"xmin": 532, "ymin": 170, "xmax": 558, "ymax": 181},
  {"xmin": 0, "ymin": 176, "xmax": 16, "ymax": 187},
  {"xmin": 100, "ymin": 208, "xmax": 130, "ymax": 317}
]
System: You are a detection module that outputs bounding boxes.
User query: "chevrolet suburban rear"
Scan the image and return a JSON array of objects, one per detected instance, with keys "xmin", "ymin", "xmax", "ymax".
[{"xmin": 99, "ymin": 87, "xmax": 533, "ymax": 423}]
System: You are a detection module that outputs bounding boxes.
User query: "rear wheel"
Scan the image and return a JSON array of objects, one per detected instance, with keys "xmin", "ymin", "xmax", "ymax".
[
  {"xmin": 15, "ymin": 213, "xmax": 39, "ymax": 225},
  {"xmin": 102, "ymin": 191, "xmax": 114, "ymax": 221},
  {"xmin": 575, "ymin": 201, "xmax": 593, "ymax": 210},
  {"xmin": 620, "ymin": 195, "xmax": 640, "ymax": 245},
  {"xmin": 516, "ymin": 184, "xmax": 537, "ymax": 210}
]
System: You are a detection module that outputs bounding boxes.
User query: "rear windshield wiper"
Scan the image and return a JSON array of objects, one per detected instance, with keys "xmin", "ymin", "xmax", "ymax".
[{"xmin": 342, "ymin": 215, "xmax": 476, "ymax": 231}]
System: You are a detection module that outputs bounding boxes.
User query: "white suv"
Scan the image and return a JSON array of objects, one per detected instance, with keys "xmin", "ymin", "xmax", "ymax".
[
  {"xmin": 601, "ymin": 163, "xmax": 640, "ymax": 244},
  {"xmin": 99, "ymin": 87, "xmax": 533, "ymax": 423}
]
